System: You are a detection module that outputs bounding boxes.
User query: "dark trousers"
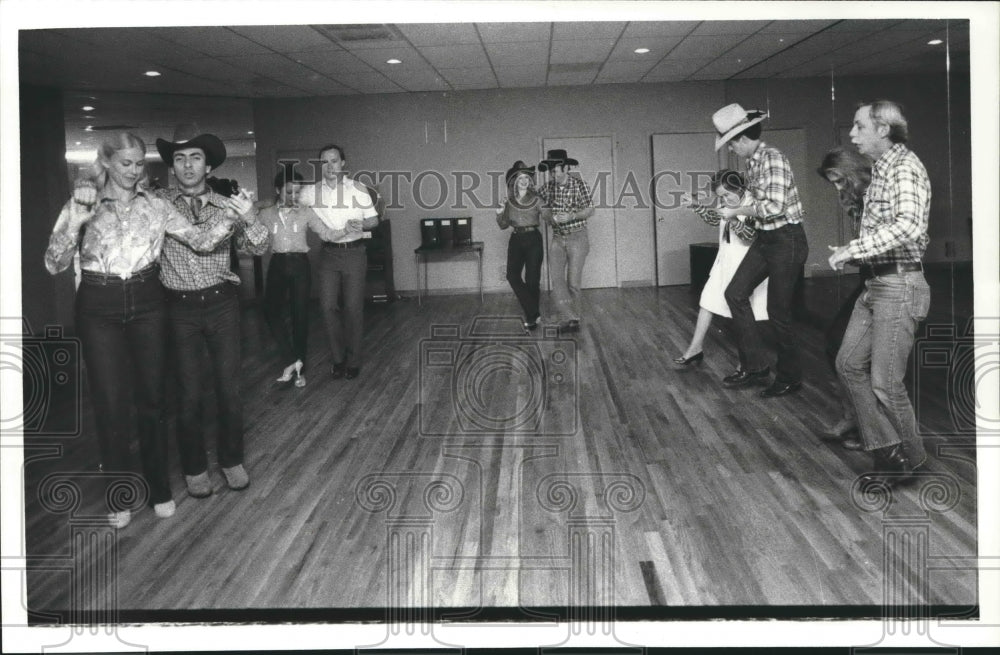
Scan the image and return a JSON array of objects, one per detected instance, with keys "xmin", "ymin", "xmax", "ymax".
[
  {"xmin": 725, "ymin": 222, "xmax": 808, "ymax": 383},
  {"xmin": 317, "ymin": 245, "xmax": 367, "ymax": 368},
  {"xmin": 264, "ymin": 253, "xmax": 311, "ymax": 369},
  {"xmin": 506, "ymin": 230, "xmax": 543, "ymax": 321},
  {"xmin": 75, "ymin": 272, "xmax": 171, "ymax": 506},
  {"xmin": 167, "ymin": 284, "xmax": 244, "ymax": 476}
]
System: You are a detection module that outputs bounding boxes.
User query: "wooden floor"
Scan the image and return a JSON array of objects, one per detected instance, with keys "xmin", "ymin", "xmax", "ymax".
[{"xmin": 23, "ymin": 281, "xmax": 978, "ymax": 618}]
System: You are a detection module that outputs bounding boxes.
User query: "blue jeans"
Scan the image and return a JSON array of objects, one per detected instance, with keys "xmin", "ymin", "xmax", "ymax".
[
  {"xmin": 835, "ymin": 271, "xmax": 930, "ymax": 464},
  {"xmin": 506, "ymin": 230, "xmax": 544, "ymax": 321},
  {"xmin": 264, "ymin": 253, "xmax": 311, "ymax": 369},
  {"xmin": 75, "ymin": 271, "xmax": 171, "ymax": 505},
  {"xmin": 548, "ymin": 229, "xmax": 589, "ymax": 322},
  {"xmin": 725, "ymin": 223, "xmax": 808, "ymax": 382},
  {"xmin": 316, "ymin": 245, "xmax": 367, "ymax": 367},
  {"xmin": 167, "ymin": 284, "xmax": 244, "ymax": 476}
]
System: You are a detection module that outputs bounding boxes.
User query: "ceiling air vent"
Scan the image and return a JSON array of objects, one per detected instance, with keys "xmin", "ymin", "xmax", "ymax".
[{"xmin": 316, "ymin": 24, "xmax": 402, "ymax": 44}]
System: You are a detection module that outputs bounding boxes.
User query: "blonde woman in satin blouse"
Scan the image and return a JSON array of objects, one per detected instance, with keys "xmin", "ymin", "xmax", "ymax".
[{"xmin": 45, "ymin": 131, "xmax": 239, "ymax": 528}]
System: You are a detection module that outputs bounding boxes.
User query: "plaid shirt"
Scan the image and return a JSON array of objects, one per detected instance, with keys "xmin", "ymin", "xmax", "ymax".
[
  {"xmin": 745, "ymin": 141, "xmax": 805, "ymax": 231},
  {"xmin": 847, "ymin": 143, "xmax": 931, "ymax": 265},
  {"xmin": 539, "ymin": 175, "xmax": 593, "ymax": 236},
  {"xmin": 159, "ymin": 188, "xmax": 269, "ymax": 291}
]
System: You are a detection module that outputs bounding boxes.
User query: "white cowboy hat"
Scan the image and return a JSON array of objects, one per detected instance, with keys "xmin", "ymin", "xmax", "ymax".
[{"xmin": 713, "ymin": 103, "xmax": 768, "ymax": 151}]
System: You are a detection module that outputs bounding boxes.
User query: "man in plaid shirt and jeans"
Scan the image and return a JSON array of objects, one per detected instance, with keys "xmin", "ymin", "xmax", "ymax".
[
  {"xmin": 712, "ymin": 104, "xmax": 809, "ymax": 398},
  {"xmin": 538, "ymin": 149, "xmax": 594, "ymax": 333},
  {"xmin": 829, "ymin": 100, "xmax": 931, "ymax": 487}
]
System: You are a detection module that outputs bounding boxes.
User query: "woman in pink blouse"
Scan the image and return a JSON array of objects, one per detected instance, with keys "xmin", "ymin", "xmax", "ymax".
[{"xmin": 46, "ymin": 132, "xmax": 237, "ymax": 528}]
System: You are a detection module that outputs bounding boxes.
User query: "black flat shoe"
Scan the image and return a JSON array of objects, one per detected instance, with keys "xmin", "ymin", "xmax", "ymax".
[
  {"xmin": 345, "ymin": 366, "xmax": 360, "ymax": 380},
  {"xmin": 760, "ymin": 380, "xmax": 802, "ymax": 398},
  {"xmin": 331, "ymin": 362, "xmax": 346, "ymax": 379},
  {"xmin": 673, "ymin": 352, "xmax": 704, "ymax": 366},
  {"xmin": 722, "ymin": 367, "xmax": 769, "ymax": 388}
]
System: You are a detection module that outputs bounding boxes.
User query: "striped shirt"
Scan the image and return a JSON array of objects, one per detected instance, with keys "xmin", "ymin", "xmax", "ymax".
[
  {"xmin": 745, "ymin": 141, "xmax": 805, "ymax": 231},
  {"xmin": 159, "ymin": 188, "xmax": 269, "ymax": 291},
  {"xmin": 690, "ymin": 201, "xmax": 756, "ymax": 243},
  {"xmin": 539, "ymin": 175, "xmax": 593, "ymax": 236},
  {"xmin": 847, "ymin": 143, "xmax": 931, "ymax": 265}
]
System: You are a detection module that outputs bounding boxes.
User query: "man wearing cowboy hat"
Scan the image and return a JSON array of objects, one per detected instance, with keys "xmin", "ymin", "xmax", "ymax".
[
  {"xmin": 713, "ymin": 103, "xmax": 808, "ymax": 398},
  {"xmin": 157, "ymin": 124, "xmax": 269, "ymax": 497},
  {"xmin": 538, "ymin": 149, "xmax": 594, "ymax": 333}
]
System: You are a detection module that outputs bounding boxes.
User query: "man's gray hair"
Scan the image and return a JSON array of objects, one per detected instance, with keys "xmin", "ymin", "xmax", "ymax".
[{"xmin": 864, "ymin": 100, "xmax": 909, "ymax": 144}]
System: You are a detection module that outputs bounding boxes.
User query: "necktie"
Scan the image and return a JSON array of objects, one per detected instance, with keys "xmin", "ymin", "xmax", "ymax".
[{"xmin": 189, "ymin": 195, "xmax": 202, "ymax": 218}]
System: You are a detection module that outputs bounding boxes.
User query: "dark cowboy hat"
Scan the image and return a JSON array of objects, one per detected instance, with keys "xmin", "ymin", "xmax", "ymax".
[
  {"xmin": 155, "ymin": 123, "xmax": 227, "ymax": 169},
  {"xmin": 505, "ymin": 160, "xmax": 536, "ymax": 184},
  {"xmin": 537, "ymin": 148, "xmax": 579, "ymax": 172}
]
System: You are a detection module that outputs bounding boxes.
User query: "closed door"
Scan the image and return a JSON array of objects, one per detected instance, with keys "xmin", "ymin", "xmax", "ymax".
[
  {"xmin": 651, "ymin": 132, "xmax": 724, "ymax": 286},
  {"xmin": 541, "ymin": 136, "xmax": 617, "ymax": 289}
]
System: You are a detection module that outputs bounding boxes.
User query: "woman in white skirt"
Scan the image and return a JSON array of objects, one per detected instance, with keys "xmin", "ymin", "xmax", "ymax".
[{"xmin": 675, "ymin": 170, "xmax": 768, "ymax": 366}]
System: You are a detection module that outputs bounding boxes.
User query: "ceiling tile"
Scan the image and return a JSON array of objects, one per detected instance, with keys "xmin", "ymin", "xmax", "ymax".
[
  {"xmin": 759, "ymin": 20, "xmax": 838, "ymax": 34},
  {"xmin": 397, "ymin": 23, "xmax": 481, "ymax": 45},
  {"xmin": 828, "ymin": 20, "xmax": 905, "ymax": 33},
  {"xmin": 418, "ymin": 44, "xmax": 490, "ymax": 68},
  {"xmin": 690, "ymin": 21, "xmax": 769, "ymax": 36},
  {"xmin": 547, "ymin": 71, "xmax": 597, "ymax": 87},
  {"xmin": 395, "ymin": 73, "xmax": 452, "ymax": 92},
  {"xmin": 217, "ymin": 53, "xmax": 316, "ymax": 81},
  {"xmin": 643, "ymin": 58, "xmax": 712, "ymax": 81},
  {"xmin": 595, "ymin": 60, "xmax": 657, "ymax": 83},
  {"xmin": 621, "ymin": 21, "xmax": 697, "ymax": 37},
  {"xmin": 287, "ymin": 50, "xmax": 374, "ymax": 75},
  {"xmin": 347, "ymin": 45, "xmax": 423, "ymax": 69},
  {"xmin": 166, "ymin": 57, "xmax": 260, "ymax": 83},
  {"xmin": 552, "ymin": 22, "xmax": 626, "ymax": 40},
  {"xmin": 724, "ymin": 32, "xmax": 813, "ymax": 62},
  {"xmin": 437, "ymin": 67, "xmax": 497, "ymax": 85},
  {"xmin": 495, "ymin": 66, "xmax": 548, "ymax": 88},
  {"xmin": 667, "ymin": 35, "xmax": 738, "ymax": 60},
  {"xmin": 607, "ymin": 37, "xmax": 683, "ymax": 61},
  {"xmin": 484, "ymin": 41, "xmax": 549, "ymax": 66},
  {"xmin": 550, "ymin": 39, "xmax": 616, "ymax": 64},
  {"xmin": 451, "ymin": 82, "xmax": 499, "ymax": 91},
  {"xmin": 229, "ymin": 25, "xmax": 341, "ymax": 52},
  {"xmin": 476, "ymin": 23, "xmax": 552, "ymax": 43},
  {"xmin": 149, "ymin": 27, "xmax": 272, "ymax": 57}
]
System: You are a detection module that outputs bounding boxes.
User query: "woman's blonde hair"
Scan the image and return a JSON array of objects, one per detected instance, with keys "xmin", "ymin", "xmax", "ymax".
[{"xmin": 82, "ymin": 131, "xmax": 148, "ymax": 190}]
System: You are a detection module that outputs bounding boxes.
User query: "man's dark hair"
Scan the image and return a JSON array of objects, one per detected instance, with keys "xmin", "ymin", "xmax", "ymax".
[
  {"xmin": 273, "ymin": 167, "xmax": 305, "ymax": 191},
  {"xmin": 318, "ymin": 143, "xmax": 346, "ymax": 161}
]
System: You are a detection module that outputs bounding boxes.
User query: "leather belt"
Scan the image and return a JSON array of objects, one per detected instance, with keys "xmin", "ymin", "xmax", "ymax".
[
  {"xmin": 865, "ymin": 261, "xmax": 922, "ymax": 276},
  {"xmin": 324, "ymin": 239, "xmax": 365, "ymax": 249},
  {"xmin": 164, "ymin": 282, "xmax": 236, "ymax": 303},
  {"xmin": 512, "ymin": 225, "xmax": 539, "ymax": 233},
  {"xmin": 80, "ymin": 263, "xmax": 159, "ymax": 285}
]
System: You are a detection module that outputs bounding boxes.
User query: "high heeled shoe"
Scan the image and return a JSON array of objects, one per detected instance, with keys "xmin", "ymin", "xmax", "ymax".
[
  {"xmin": 293, "ymin": 360, "xmax": 306, "ymax": 388},
  {"xmin": 673, "ymin": 351, "xmax": 704, "ymax": 366},
  {"xmin": 276, "ymin": 362, "xmax": 297, "ymax": 383}
]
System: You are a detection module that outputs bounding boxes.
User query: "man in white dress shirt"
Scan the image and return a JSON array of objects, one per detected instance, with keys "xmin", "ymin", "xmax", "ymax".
[{"xmin": 298, "ymin": 144, "xmax": 379, "ymax": 380}]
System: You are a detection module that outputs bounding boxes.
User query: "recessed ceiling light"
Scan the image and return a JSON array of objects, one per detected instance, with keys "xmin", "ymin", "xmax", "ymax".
[
  {"xmin": 83, "ymin": 115, "xmax": 94, "ymax": 119},
  {"xmin": 386, "ymin": 58, "xmax": 402, "ymax": 65},
  {"xmin": 81, "ymin": 105, "xmax": 94, "ymax": 111},
  {"xmin": 634, "ymin": 48, "xmax": 650, "ymax": 54},
  {"xmin": 84, "ymin": 126, "xmax": 93, "ymax": 132},
  {"xmin": 144, "ymin": 70, "xmax": 161, "ymax": 77},
  {"xmin": 75, "ymin": 141, "xmax": 81, "ymax": 146},
  {"xmin": 928, "ymin": 39, "xmax": 943, "ymax": 45},
  {"xmin": 247, "ymin": 131, "xmax": 254, "ymax": 135},
  {"xmin": 779, "ymin": 38, "xmax": 785, "ymax": 43}
]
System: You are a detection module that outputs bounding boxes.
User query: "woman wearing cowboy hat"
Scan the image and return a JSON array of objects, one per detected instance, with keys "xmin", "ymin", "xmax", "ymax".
[{"xmin": 496, "ymin": 160, "xmax": 544, "ymax": 329}]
